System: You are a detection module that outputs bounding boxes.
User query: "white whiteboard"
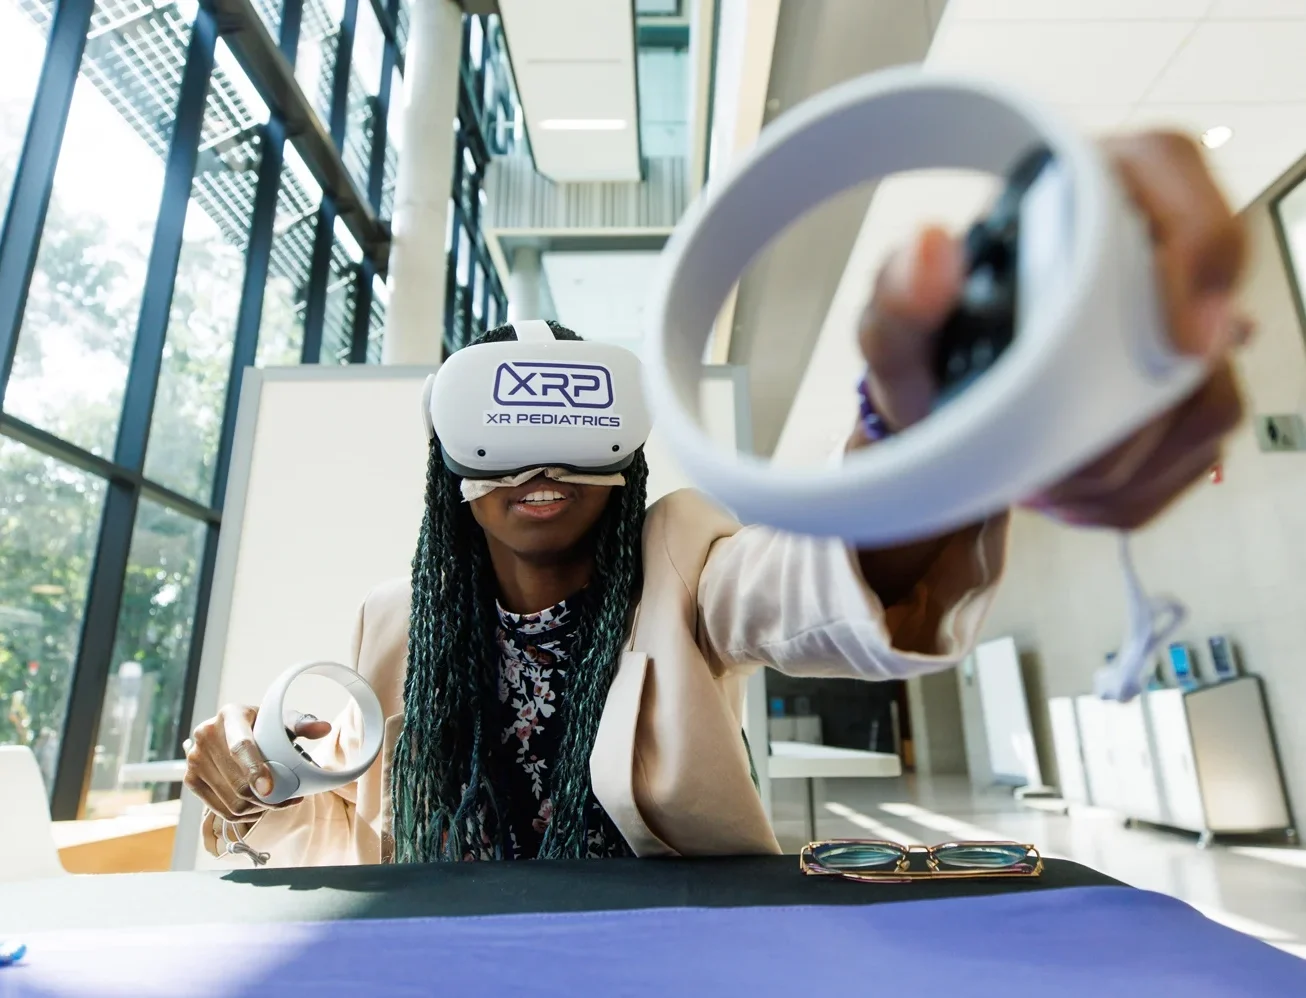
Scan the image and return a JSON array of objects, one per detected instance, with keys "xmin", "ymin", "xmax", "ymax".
[
  {"xmin": 175, "ymin": 366, "xmax": 433, "ymax": 869},
  {"xmin": 175, "ymin": 364, "xmax": 749, "ymax": 869}
]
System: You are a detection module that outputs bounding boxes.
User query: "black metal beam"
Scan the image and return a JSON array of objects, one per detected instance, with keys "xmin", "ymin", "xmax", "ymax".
[
  {"xmin": 329, "ymin": 0, "xmax": 359, "ymax": 150},
  {"xmin": 347, "ymin": 259, "xmax": 375, "ymax": 363},
  {"xmin": 49, "ymin": 481, "xmax": 139, "ymax": 819},
  {"xmin": 367, "ymin": 30, "xmax": 396, "ymax": 212},
  {"xmin": 205, "ymin": 0, "xmax": 390, "ymax": 271},
  {"xmin": 213, "ymin": 117, "xmax": 285, "ymax": 505},
  {"xmin": 300, "ymin": 202, "xmax": 336, "ymax": 362},
  {"xmin": 375, "ymin": 0, "xmax": 405, "ymax": 77},
  {"xmin": 279, "ymin": 0, "xmax": 304, "ymax": 62},
  {"xmin": 172, "ymin": 523, "xmax": 221, "ymax": 762},
  {"xmin": 0, "ymin": 413, "xmax": 220, "ymax": 525},
  {"xmin": 0, "ymin": 0, "xmax": 94, "ymax": 411},
  {"xmin": 114, "ymin": 12, "xmax": 218, "ymax": 472},
  {"xmin": 50, "ymin": 11, "xmax": 219, "ymax": 820}
]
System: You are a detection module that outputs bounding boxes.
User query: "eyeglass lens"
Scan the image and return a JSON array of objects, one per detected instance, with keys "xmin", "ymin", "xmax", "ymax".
[
  {"xmin": 808, "ymin": 842, "xmax": 905, "ymax": 870},
  {"xmin": 933, "ymin": 844, "xmax": 1031, "ymax": 870}
]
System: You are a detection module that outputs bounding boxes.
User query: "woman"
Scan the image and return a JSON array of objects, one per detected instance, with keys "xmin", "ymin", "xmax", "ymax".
[{"xmin": 186, "ymin": 133, "xmax": 1247, "ymax": 866}]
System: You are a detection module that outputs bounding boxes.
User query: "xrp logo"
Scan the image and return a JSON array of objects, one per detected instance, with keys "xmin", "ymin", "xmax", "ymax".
[{"xmin": 492, "ymin": 361, "xmax": 614, "ymax": 409}]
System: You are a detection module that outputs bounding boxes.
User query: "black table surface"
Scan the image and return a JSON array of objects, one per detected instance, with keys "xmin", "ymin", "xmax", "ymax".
[{"xmin": 0, "ymin": 856, "xmax": 1120, "ymax": 934}]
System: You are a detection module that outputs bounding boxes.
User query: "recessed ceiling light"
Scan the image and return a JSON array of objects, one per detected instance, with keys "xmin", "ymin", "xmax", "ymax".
[
  {"xmin": 1201, "ymin": 125, "xmax": 1233, "ymax": 150},
  {"xmin": 539, "ymin": 119, "xmax": 628, "ymax": 131}
]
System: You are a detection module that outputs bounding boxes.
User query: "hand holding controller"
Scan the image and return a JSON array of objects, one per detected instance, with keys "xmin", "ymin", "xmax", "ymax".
[
  {"xmin": 184, "ymin": 662, "xmax": 384, "ymax": 821},
  {"xmin": 646, "ymin": 69, "xmax": 1248, "ymax": 548},
  {"xmin": 183, "ymin": 705, "xmax": 332, "ymax": 823}
]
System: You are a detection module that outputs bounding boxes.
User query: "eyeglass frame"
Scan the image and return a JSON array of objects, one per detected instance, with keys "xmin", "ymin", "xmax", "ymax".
[{"xmin": 799, "ymin": 838, "xmax": 1044, "ymax": 884}]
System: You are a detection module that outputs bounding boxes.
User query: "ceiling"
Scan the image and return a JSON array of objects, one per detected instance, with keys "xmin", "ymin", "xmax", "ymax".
[
  {"xmin": 497, "ymin": 0, "xmax": 642, "ymax": 182},
  {"xmin": 773, "ymin": 0, "xmax": 1306, "ymax": 465},
  {"xmin": 928, "ymin": 0, "xmax": 1306, "ymax": 209}
]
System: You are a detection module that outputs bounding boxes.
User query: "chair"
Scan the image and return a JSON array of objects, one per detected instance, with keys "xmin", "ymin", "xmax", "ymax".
[{"xmin": 0, "ymin": 746, "xmax": 67, "ymax": 881}]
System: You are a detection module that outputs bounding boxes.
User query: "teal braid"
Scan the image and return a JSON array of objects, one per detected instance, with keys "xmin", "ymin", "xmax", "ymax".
[
  {"xmin": 391, "ymin": 321, "xmax": 647, "ymax": 862},
  {"xmin": 537, "ymin": 450, "xmax": 647, "ymax": 858}
]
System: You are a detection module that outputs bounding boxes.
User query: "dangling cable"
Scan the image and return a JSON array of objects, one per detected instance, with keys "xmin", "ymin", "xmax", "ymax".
[
  {"xmin": 1093, "ymin": 533, "xmax": 1186, "ymax": 702},
  {"xmin": 219, "ymin": 818, "xmax": 270, "ymax": 867}
]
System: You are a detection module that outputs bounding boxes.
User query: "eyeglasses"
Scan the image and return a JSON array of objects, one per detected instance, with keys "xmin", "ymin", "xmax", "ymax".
[{"xmin": 800, "ymin": 839, "xmax": 1043, "ymax": 883}]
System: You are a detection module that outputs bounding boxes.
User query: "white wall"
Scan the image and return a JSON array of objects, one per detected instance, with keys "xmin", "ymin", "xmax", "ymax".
[
  {"xmin": 772, "ymin": 170, "xmax": 997, "ymax": 466},
  {"xmin": 980, "ymin": 181, "xmax": 1306, "ymax": 814},
  {"xmin": 645, "ymin": 375, "xmax": 741, "ymax": 503}
]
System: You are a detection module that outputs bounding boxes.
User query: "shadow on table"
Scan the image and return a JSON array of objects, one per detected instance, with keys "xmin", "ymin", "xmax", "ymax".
[{"xmin": 213, "ymin": 855, "xmax": 1116, "ymax": 922}]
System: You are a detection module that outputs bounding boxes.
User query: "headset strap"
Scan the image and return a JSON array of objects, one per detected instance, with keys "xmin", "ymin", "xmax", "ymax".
[{"xmin": 513, "ymin": 319, "xmax": 556, "ymax": 343}]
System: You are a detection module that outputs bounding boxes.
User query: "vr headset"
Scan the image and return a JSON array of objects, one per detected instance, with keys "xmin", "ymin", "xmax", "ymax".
[{"xmin": 424, "ymin": 319, "xmax": 653, "ymax": 478}]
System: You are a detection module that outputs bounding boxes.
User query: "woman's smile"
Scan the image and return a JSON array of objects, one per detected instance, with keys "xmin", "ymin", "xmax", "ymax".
[{"xmin": 506, "ymin": 480, "xmax": 576, "ymax": 521}]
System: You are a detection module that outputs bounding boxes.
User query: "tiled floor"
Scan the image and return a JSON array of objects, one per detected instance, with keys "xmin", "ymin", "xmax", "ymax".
[{"xmin": 771, "ymin": 773, "xmax": 1306, "ymax": 959}]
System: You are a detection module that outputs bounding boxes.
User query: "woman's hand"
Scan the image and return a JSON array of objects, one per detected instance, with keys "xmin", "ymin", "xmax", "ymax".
[
  {"xmin": 183, "ymin": 705, "xmax": 331, "ymax": 823},
  {"xmin": 858, "ymin": 131, "xmax": 1249, "ymax": 530}
]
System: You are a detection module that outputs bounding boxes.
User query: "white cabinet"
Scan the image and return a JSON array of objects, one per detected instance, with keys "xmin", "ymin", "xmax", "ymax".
[
  {"xmin": 1061, "ymin": 678, "xmax": 1292, "ymax": 842},
  {"xmin": 1146, "ymin": 689, "xmax": 1206, "ymax": 833},
  {"xmin": 1113, "ymin": 697, "xmax": 1166, "ymax": 825},
  {"xmin": 1075, "ymin": 694, "xmax": 1122, "ymax": 812},
  {"xmin": 1048, "ymin": 697, "xmax": 1088, "ymax": 805}
]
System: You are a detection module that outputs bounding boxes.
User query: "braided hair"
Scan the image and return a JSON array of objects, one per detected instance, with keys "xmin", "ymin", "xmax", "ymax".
[{"xmin": 391, "ymin": 321, "xmax": 649, "ymax": 862}]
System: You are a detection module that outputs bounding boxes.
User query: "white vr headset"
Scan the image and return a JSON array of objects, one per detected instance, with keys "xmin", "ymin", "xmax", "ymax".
[{"xmin": 423, "ymin": 319, "xmax": 653, "ymax": 478}]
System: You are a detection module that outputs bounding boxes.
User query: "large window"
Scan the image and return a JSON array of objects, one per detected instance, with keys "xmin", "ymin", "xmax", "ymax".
[
  {"xmin": 0, "ymin": 2, "xmax": 47, "ymax": 238},
  {"xmin": 5, "ymin": 0, "xmax": 194, "ymax": 458},
  {"xmin": 0, "ymin": 0, "xmax": 409, "ymax": 819},
  {"xmin": 1275, "ymin": 177, "xmax": 1306, "ymax": 348},
  {"xmin": 344, "ymin": 0, "xmax": 386, "ymax": 192},
  {"xmin": 445, "ymin": 15, "xmax": 508, "ymax": 353},
  {"xmin": 0, "ymin": 441, "xmax": 105, "ymax": 790},
  {"xmin": 87, "ymin": 499, "xmax": 206, "ymax": 818},
  {"xmin": 320, "ymin": 218, "xmax": 363, "ymax": 364},
  {"xmin": 257, "ymin": 145, "xmax": 323, "ymax": 367},
  {"xmin": 144, "ymin": 42, "xmax": 269, "ymax": 503},
  {"xmin": 637, "ymin": 47, "xmax": 689, "ymax": 160},
  {"xmin": 297, "ymin": 0, "xmax": 346, "ymax": 128}
]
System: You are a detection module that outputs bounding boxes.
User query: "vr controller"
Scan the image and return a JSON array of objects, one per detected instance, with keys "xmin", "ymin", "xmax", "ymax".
[
  {"xmin": 250, "ymin": 661, "xmax": 384, "ymax": 806},
  {"xmin": 643, "ymin": 67, "xmax": 1208, "ymax": 546}
]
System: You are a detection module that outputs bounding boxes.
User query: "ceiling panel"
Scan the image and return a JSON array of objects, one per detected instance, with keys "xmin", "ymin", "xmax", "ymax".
[
  {"xmin": 498, "ymin": 0, "xmax": 641, "ymax": 182},
  {"xmin": 949, "ymin": 0, "xmax": 1214, "ymax": 19},
  {"xmin": 1145, "ymin": 21, "xmax": 1306, "ymax": 104},
  {"xmin": 927, "ymin": 20, "xmax": 1196, "ymax": 105},
  {"xmin": 1056, "ymin": 104, "xmax": 1134, "ymax": 135},
  {"xmin": 1207, "ymin": 0, "xmax": 1306, "ymax": 18}
]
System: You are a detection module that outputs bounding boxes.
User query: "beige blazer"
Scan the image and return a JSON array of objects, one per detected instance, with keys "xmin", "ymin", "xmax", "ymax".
[{"xmin": 204, "ymin": 489, "xmax": 1006, "ymax": 866}]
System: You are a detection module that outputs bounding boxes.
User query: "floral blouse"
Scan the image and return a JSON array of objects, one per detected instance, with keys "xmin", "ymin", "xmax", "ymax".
[{"xmin": 476, "ymin": 593, "xmax": 630, "ymax": 860}]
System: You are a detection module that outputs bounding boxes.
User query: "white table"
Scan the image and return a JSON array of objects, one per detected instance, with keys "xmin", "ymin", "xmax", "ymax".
[
  {"xmin": 767, "ymin": 741, "xmax": 902, "ymax": 841},
  {"xmin": 118, "ymin": 760, "xmax": 187, "ymax": 784}
]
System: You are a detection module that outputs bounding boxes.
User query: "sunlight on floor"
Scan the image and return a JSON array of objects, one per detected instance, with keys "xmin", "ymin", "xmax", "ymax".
[{"xmin": 812, "ymin": 776, "xmax": 1306, "ymax": 961}]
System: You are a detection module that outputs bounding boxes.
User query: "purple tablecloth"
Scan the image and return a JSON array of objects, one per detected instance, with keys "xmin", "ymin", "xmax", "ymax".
[{"xmin": 4, "ymin": 886, "xmax": 1302, "ymax": 997}]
